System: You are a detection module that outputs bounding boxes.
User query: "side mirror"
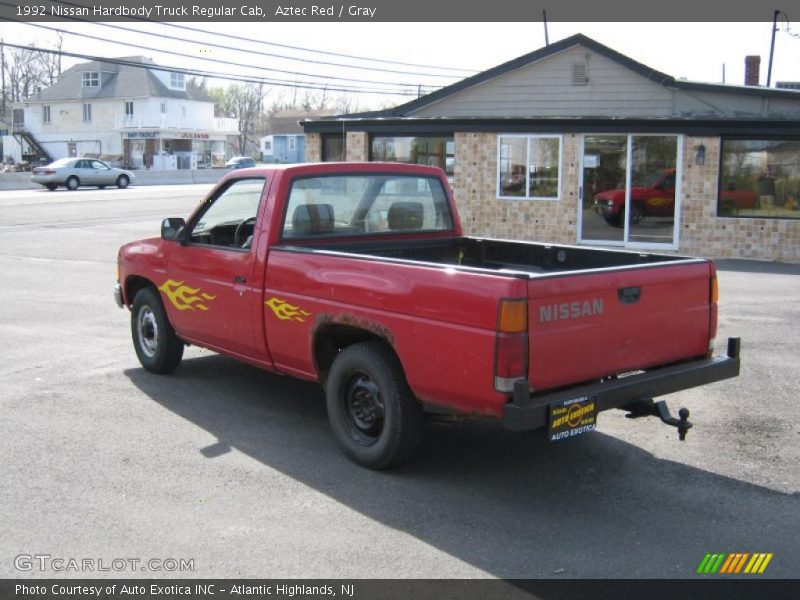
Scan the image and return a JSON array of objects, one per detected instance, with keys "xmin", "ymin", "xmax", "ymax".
[{"xmin": 161, "ymin": 217, "xmax": 186, "ymax": 242}]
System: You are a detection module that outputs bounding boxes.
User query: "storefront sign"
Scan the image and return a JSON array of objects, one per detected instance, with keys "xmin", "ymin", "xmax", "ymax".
[
  {"xmin": 127, "ymin": 131, "xmax": 160, "ymax": 139},
  {"xmin": 180, "ymin": 133, "xmax": 210, "ymax": 140}
]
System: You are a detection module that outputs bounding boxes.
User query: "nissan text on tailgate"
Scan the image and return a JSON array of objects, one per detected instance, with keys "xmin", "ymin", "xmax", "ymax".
[{"xmin": 115, "ymin": 163, "xmax": 740, "ymax": 469}]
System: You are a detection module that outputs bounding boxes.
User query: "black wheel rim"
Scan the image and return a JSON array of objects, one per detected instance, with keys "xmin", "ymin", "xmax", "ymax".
[{"xmin": 342, "ymin": 373, "xmax": 385, "ymax": 445}]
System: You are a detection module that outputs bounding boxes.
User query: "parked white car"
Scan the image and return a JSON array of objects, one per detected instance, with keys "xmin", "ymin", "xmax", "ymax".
[{"xmin": 31, "ymin": 158, "xmax": 135, "ymax": 191}]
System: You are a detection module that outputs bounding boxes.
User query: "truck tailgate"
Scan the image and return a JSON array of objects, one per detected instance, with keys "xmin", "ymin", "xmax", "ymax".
[{"xmin": 528, "ymin": 261, "xmax": 713, "ymax": 392}]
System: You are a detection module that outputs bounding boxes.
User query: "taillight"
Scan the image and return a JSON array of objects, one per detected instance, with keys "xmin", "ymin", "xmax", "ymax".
[
  {"xmin": 708, "ymin": 268, "xmax": 719, "ymax": 355},
  {"xmin": 494, "ymin": 298, "xmax": 528, "ymax": 393}
]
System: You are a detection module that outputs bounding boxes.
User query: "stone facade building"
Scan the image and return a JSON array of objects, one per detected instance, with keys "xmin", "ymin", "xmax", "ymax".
[{"xmin": 302, "ymin": 34, "xmax": 800, "ymax": 262}]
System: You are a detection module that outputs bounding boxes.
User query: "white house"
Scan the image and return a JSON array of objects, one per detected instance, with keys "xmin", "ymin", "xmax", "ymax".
[{"xmin": 4, "ymin": 56, "xmax": 239, "ymax": 169}]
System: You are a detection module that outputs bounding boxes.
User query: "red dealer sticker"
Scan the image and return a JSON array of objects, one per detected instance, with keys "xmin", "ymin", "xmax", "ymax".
[{"xmin": 548, "ymin": 396, "xmax": 597, "ymax": 441}]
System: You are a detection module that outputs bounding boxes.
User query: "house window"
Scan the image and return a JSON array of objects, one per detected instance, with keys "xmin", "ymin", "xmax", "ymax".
[
  {"xmin": 124, "ymin": 101, "xmax": 134, "ymax": 117},
  {"xmin": 160, "ymin": 102, "xmax": 167, "ymax": 114},
  {"xmin": 82, "ymin": 103, "xmax": 92, "ymax": 123},
  {"xmin": 370, "ymin": 135, "xmax": 455, "ymax": 177},
  {"xmin": 288, "ymin": 137, "xmax": 296, "ymax": 151},
  {"xmin": 170, "ymin": 73, "xmax": 185, "ymax": 90},
  {"xmin": 719, "ymin": 138, "xmax": 800, "ymax": 220},
  {"xmin": 497, "ymin": 135, "xmax": 562, "ymax": 200},
  {"xmin": 82, "ymin": 72, "xmax": 99, "ymax": 87},
  {"xmin": 264, "ymin": 140, "xmax": 272, "ymax": 151},
  {"xmin": 67, "ymin": 142, "xmax": 77, "ymax": 157},
  {"xmin": 42, "ymin": 105, "xmax": 51, "ymax": 123}
]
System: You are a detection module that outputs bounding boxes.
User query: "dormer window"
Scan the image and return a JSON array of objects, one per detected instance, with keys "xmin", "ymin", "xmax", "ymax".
[
  {"xmin": 170, "ymin": 72, "xmax": 185, "ymax": 90},
  {"xmin": 82, "ymin": 72, "xmax": 99, "ymax": 87}
]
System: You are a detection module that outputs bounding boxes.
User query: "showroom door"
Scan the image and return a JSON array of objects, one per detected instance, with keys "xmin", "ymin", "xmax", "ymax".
[{"xmin": 579, "ymin": 134, "xmax": 681, "ymax": 249}]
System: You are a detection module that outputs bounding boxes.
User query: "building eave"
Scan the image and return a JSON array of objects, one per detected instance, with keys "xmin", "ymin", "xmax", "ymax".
[{"xmin": 301, "ymin": 116, "xmax": 800, "ymax": 137}]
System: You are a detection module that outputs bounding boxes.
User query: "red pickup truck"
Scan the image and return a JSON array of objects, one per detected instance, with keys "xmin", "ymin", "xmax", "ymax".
[
  {"xmin": 593, "ymin": 168, "xmax": 758, "ymax": 226},
  {"xmin": 115, "ymin": 163, "xmax": 740, "ymax": 469}
]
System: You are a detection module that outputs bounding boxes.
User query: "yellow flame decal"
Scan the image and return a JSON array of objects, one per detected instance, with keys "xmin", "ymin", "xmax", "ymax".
[
  {"xmin": 158, "ymin": 279, "xmax": 217, "ymax": 311},
  {"xmin": 266, "ymin": 297, "xmax": 311, "ymax": 323}
]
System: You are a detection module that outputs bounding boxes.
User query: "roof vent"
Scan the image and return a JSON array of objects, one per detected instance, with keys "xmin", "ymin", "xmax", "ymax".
[{"xmin": 571, "ymin": 62, "xmax": 588, "ymax": 86}]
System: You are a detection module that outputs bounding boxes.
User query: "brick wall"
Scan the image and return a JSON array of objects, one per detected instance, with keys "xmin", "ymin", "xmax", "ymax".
[
  {"xmin": 680, "ymin": 136, "xmax": 800, "ymax": 262},
  {"xmin": 305, "ymin": 132, "xmax": 321, "ymax": 162},
  {"xmin": 453, "ymin": 132, "xmax": 580, "ymax": 245},
  {"xmin": 323, "ymin": 129, "xmax": 799, "ymax": 262},
  {"xmin": 345, "ymin": 132, "xmax": 369, "ymax": 162}
]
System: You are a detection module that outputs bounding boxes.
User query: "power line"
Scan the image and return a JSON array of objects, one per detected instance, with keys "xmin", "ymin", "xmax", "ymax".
[
  {"xmin": 0, "ymin": 41, "xmax": 426, "ymax": 96},
  {"xmin": 39, "ymin": 12, "xmax": 466, "ymax": 79},
  {"xmin": 0, "ymin": 17, "xmax": 445, "ymax": 91},
  {"xmin": 46, "ymin": 0, "xmax": 477, "ymax": 75}
]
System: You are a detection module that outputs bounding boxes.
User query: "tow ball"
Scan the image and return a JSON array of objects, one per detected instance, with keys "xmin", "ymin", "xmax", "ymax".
[{"xmin": 624, "ymin": 399, "xmax": 693, "ymax": 441}]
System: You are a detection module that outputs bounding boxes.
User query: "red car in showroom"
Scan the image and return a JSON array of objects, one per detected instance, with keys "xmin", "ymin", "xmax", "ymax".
[{"xmin": 593, "ymin": 168, "xmax": 757, "ymax": 226}]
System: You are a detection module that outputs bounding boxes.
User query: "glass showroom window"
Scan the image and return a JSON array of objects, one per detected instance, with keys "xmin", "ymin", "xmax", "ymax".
[
  {"xmin": 498, "ymin": 135, "xmax": 562, "ymax": 200},
  {"xmin": 322, "ymin": 134, "xmax": 345, "ymax": 162},
  {"xmin": 370, "ymin": 136, "xmax": 455, "ymax": 178},
  {"xmin": 719, "ymin": 139, "xmax": 800, "ymax": 219}
]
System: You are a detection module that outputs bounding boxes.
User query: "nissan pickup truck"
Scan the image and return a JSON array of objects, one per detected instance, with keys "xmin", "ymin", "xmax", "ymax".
[
  {"xmin": 593, "ymin": 168, "xmax": 758, "ymax": 226},
  {"xmin": 115, "ymin": 162, "xmax": 740, "ymax": 469}
]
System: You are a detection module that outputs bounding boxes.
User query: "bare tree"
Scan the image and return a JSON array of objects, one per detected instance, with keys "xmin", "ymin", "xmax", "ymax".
[
  {"xmin": 210, "ymin": 83, "xmax": 266, "ymax": 156},
  {"xmin": 36, "ymin": 33, "xmax": 63, "ymax": 87},
  {"xmin": 2, "ymin": 36, "xmax": 64, "ymax": 111}
]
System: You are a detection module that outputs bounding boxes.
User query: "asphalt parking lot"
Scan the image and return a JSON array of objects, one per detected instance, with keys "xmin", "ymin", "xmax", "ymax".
[{"xmin": 0, "ymin": 184, "xmax": 798, "ymax": 579}]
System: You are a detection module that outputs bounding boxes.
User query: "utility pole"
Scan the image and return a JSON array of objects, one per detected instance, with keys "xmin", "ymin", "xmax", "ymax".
[
  {"xmin": 1, "ymin": 38, "xmax": 5, "ymax": 115},
  {"xmin": 543, "ymin": 11, "xmax": 550, "ymax": 46},
  {"xmin": 767, "ymin": 9, "xmax": 780, "ymax": 87}
]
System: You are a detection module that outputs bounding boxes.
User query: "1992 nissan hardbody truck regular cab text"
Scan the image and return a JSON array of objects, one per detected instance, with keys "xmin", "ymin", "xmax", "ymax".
[{"xmin": 115, "ymin": 163, "xmax": 740, "ymax": 469}]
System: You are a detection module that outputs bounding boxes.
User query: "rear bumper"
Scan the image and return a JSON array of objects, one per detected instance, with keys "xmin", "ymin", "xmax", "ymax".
[{"xmin": 503, "ymin": 337, "xmax": 741, "ymax": 432}]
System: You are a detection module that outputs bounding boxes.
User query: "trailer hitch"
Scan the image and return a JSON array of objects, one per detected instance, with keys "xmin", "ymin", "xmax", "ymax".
[{"xmin": 624, "ymin": 399, "xmax": 693, "ymax": 441}]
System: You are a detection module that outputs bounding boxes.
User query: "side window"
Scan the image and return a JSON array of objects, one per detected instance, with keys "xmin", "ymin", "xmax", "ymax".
[
  {"xmin": 91, "ymin": 160, "xmax": 108, "ymax": 170},
  {"xmin": 188, "ymin": 178, "xmax": 266, "ymax": 249}
]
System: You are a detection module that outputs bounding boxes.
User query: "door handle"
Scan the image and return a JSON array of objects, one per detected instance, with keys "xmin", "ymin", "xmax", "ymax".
[{"xmin": 233, "ymin": 275, "xmax": 247, "ymax": 284}]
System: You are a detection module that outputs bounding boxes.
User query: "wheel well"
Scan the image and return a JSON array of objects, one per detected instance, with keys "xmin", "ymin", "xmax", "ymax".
[
  {"xmin": 314, "ymin": 325, "xmax": 396, "ymax": 384},
  {"xmin": 125, "ymin": 276, "xmax": 156, "ymax": 308}
]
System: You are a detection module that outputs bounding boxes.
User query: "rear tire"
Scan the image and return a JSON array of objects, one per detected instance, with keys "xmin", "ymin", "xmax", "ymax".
[
  {"xmin": 66, "ymin": 176, "xmax": 79, "ymax": 191},
  {"xmin": 326, "ymin": 342, "xmax": 422, "ymax": 470},
  {"xmin": 116, "ymin": 175, "xmax": 130, "ymax": 189},
  {"xmin": 131, "ymin": 287, "xmax": 184, "ymax": 374},
  {"xmin": 45, "ymin": 183, "xmax": 57, "ymax": 191}
]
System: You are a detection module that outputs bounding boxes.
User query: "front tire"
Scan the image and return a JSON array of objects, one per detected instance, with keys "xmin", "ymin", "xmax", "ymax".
[
  {"xmin": 326, "ymin": 342, "xmax": 422, "ymax": 470},
  {"xmin": 631, "ymin": 203, "xmax": 645, "ymax": 224},
  {"xmin": 116, "ymin": 175, "xmax": 130, "ymax": 189},
  {"xmin": 131, "ymin": 287, "xmax": 184, "ymax": 374}
]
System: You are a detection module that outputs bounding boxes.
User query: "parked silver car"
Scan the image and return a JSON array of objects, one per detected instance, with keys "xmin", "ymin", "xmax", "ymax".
[{"xmin": 31, "ymin": 158, "xmax": 135, "ymax": 191}]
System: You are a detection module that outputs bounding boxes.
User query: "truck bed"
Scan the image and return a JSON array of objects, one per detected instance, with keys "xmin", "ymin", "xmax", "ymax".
[
  {"xmin": 276, "ymin": 236, "xmax": 712, "ymax": 396},
  {"xmin": 286, "ymin": 236, "xmax": 699, "ymax": 277}
]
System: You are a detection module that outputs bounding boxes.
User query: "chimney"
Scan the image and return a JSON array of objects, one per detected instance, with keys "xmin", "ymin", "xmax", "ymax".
[{"xmin": 745, "ymin": 56, "xmax": 761, "ymax": 86}]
